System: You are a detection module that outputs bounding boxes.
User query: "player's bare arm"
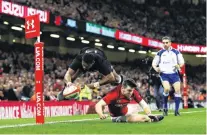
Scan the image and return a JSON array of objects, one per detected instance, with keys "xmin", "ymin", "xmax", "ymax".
[
  {"xmin": 95, "ymin": 99, "xmax": 108, "ymax": 119},
  {"xmin": 152, "ymin": 58, "xmax": 160, "ymax": 73},
  {"xmin": 152, "ymin": 64, "xmax": 160, "ymax": 73},
  {"xmin": 138, "ymin": 99, "xmax": 162, "ymax": 122},
  {"xmin": 174, "ymin": 63, "xmax": 184, "ymax": 71},
  {"xmin": 87, "ymin": 72, "xmax": 115, "ymax": 89},
  {"xmin": 175, "ymin": 50, "xmax": 185, "ymax": 70},
  {"xmin": 100, "ymin": 72, "xmax": 116, "ymax": 85},
  {"xmin": 152, "ymin": 51, "xmax": 161, "ymax": 73},
  {"xmin": 64, "ymin": 68, "xmax": 77, "ymax": 86},
  {"xmin": 139, "ymin": 99, "xmax": 152, "ymax": 115}
]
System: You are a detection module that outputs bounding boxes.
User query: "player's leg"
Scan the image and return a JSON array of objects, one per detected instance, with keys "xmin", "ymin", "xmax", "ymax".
[
  {"xmin": 158, "ymin": 85, "xmax": 164, "ymax": 111},
  {"xmin": 171, "ymin": 73, "xmax": 181, "ymax": 116},
  {"xmin": 162, "ymin": 81, "xmax": 171, "ymax": 115},
  {"xmin": 111, "ymin": 106, "xmax": 151, "ymax": 123},
  {"xmin": 126, "ymin": 114, "xmax": 151, "ymax": 123},
  {"xmin": 111, "ymin": 114, "xmax": 151, "ymax": 123},
  {"xmin": 126, "ymin": 114, "xmax": 164, "ymax": 123},
  {"xmin": 160, "ymin": 73, "xmax": 171, "ymax": 116},
  {"xmin": 154, "ymin": 84, "xmax": 160, "ymax": 110},
  {"xmin": 111, "ymin": 116, "xmax": 128, "ymax": 122},
  {"xmin": 112, "ymin": 67, "xmax": 123, "ymax": 84}
]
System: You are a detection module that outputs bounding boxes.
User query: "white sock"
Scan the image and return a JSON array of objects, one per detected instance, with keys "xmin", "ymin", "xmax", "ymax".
[
  {"xmin": 174, "ymin": 93, "xmax": 181, "ymax": 97},
  {"xmin": 163, "ymin": 92, "xmax": 169, "ymax": 96}
]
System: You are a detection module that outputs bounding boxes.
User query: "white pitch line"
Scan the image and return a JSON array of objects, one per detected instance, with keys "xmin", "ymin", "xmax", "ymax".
[
  {"xmin": 0, "ymin": 110, "xmax": 205, "ymax": 129},
  {"xmin": 0, "ymin": 118, "xmax": 100, "ymax": 129},
  {"xmin": 168, "ymin": 110, "xmax": 205, "ymax": 114},
  {"xmin": 152, "ymin": 110, "xmax": 205, "ymax": 115}
]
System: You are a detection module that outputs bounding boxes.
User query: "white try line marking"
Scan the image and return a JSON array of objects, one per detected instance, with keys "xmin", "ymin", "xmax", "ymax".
[
  {"xmin": 168, "ymin": 110, "xmax": 205, "ymax": 114},
  {"xmin": 0, "ymin": 110, "xmax": 205, "ymax": 129},
  {"xmin": 153, "ymin": 110, "xmax": 205, "ymax": 115},
  {"xmin": 0, "ymin": 118, "xmax": 100, "ymax": 129}
]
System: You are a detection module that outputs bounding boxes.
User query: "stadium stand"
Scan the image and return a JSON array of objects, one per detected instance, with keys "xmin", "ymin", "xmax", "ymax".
[
  {"xmin": 0, "ymin": 41, "xmax": 206, "ymax": 103},
  {"xmin": 18, "ymin": 0, "xmax": 206, "ymax": 44},
  {"xmin": 0, "ymin": 0, "xmax": 205, "ymax": 112}
]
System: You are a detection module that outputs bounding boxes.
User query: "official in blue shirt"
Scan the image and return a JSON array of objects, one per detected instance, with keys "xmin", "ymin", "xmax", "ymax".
[{"xmin": 152, "ymin": 36, "xmax": 185, "ymax": 116}]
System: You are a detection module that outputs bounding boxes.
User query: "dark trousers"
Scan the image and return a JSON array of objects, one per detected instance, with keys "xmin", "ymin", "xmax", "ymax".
[{"xmin": 153, "ymin": 84, "xmax": 164, "ymax": 110}]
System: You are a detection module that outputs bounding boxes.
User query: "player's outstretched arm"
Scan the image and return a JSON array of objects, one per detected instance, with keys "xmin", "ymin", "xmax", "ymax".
[
  {"xmin": 139, "ymin": 99, "xmax": 152, "ymax": 115},
  {"xmin": 65, "ymin": 57, "xmax": 82, "ymax": 86},
  {"xmin": 87, "ymin": 72, "xmax": 115, "ymax": 89},
  {"xmin": 99, "ymin": 72, "xmax": 115, "ymax": 85},
  {"xmin": 95, "ymin": 99, "xmax": 108, "ymax": 119},
  {"xmin": 139, "ymin": 99, "xmax": 164, "ymax": 122},
  {"xmin": 64, "ymin": 68, "xmax": 76, "ymax": 86}
]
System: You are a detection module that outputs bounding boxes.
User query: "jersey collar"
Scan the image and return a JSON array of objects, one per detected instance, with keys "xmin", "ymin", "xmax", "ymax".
[{"xmin": 163, "ymin": 46, "xmax": 172, "ymax": 51}]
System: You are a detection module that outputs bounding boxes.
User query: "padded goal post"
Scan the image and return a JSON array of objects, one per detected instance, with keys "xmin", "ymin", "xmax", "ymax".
[
  {"xmin": 180, "ymin": 65, "xmax": 188, "ymax": 109},
  {"xmin": 25, "ymin": 14, "xmax": 45, "ymax": 124}
]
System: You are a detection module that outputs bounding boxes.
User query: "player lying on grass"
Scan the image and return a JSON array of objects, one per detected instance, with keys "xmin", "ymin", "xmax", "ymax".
[{"xmin": 95, "ymin": 79, "xmax": 164, "ymax": 123}]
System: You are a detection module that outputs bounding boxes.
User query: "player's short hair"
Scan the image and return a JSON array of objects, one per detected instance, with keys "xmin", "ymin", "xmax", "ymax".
[
  {"xmin": 162, "ymin": 36, "xmax": 171, "ymax": 42},
  {"xmin": 82, "ymin": 53, "xmax": 94, "ymax": 64},
  {"xmin": 122, "ymin": 78, "xmax": 137, "ymax": 88}
]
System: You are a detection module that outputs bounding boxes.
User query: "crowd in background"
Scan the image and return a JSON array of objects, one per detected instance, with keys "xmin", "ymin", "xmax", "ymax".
[
  {"xmin": 0, "ymin": 42, "xmax": 206, "ymax": 105},
  {"xmin": 16, "ymin": 0, "xmax": 206, "ymax": 44},
  {"xmin": 0, "ymin": 0, "xmax": 206, "ymax": 109}
]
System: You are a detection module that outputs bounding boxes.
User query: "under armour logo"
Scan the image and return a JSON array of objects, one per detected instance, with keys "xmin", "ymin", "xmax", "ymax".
[
  {"xmin": 25, "ymin": 14, "xmax": 40, "ymax": 39},
  {"xmin": 26, "ymin": 19, "xmax": 35, "ymax": 30}
]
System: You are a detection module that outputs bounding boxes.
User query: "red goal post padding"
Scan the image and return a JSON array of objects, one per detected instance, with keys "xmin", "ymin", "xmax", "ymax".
[
  {"xmin": 34, "ymin": 42, "xmax": 44, "ymax": 124},
  {"xmin": 180, "ymin": 65, "xmax": 188, "ymax": 109},
  {"xmin": 25, "ymin": 14, "xmax": 44, "ymax": 124}
]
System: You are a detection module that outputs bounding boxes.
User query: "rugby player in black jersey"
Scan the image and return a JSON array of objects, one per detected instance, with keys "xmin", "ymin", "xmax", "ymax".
[{"xmin": 58, "ymin": 47, "xmax": 123, "ymax": 100}]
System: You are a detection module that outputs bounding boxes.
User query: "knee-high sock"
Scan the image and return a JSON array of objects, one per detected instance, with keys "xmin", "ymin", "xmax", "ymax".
[
  {"xmin": 174, "ymin": 93, "xmax": 181, "ymax": 112},
  {"xmin": 163, "ymin": 92, "xmax": 169, "ymax": 110}
]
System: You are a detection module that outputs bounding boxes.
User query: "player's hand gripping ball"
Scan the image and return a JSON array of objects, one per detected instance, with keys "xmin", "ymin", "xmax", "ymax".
[{"xmin": 63, "ymin": 83, "xmax": 80, "ymax": 99}]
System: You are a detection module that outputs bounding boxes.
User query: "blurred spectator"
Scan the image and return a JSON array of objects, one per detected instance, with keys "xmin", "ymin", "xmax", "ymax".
[
  {"xmin": 16, "ymin": 0, "xmax": 206, "ymax": 45},
  {"xmin": 0, "ymin": 90, "xmax": 5, "ymax": 100},
  {"xmin": 0, "ymin": 41, "xmax": 206, "ymax": 102},
  {"xmin": 79, "ymin": 85, "xmax": 92, "ymax": 101}
]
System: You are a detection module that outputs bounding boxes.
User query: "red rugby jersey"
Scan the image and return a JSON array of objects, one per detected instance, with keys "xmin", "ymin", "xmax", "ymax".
[{"xmin": 103, "ymin": 84, "xmax": 143, "ymax": 117}]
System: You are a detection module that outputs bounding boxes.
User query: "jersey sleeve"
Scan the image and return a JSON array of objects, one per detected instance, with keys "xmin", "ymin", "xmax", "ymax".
[
  {"xmin": 97, "ymin": 58, "xmax": 113, "ymax": 76},
  {"xmin": 132, "ymin": 90, "xmax": 143, "ymax": 103},
  {"xmin": 152, "ymin": 52, "xmax": 160, "ymax": 66},
  {"xmin": 69, "ymin": 56, "xmax": 82, "ymax": 71},
  {"xmin": 177, "ymin": 51, "xmax": 185, "ymax": 65},
  {"xmin": 102, "ymin": 86, "xmax": 120, "ymax": 104}
]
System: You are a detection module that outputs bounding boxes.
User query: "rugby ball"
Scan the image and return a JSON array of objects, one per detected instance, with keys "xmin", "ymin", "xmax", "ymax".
[{"xmin": 63, "ymin": 84, "xmax": 80, "ymax": 99}]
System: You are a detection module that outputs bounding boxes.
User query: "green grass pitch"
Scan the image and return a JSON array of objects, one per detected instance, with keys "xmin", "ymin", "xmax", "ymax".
[{"xmin": 0, "ymin": 108, "xmax": 206, "ymax": 134}]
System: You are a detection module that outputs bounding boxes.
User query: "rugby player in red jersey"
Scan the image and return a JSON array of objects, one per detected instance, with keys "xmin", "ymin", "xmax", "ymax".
[{"xmin": 95, "ymin": 79, "xmax": 164, "ymax": 122}]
